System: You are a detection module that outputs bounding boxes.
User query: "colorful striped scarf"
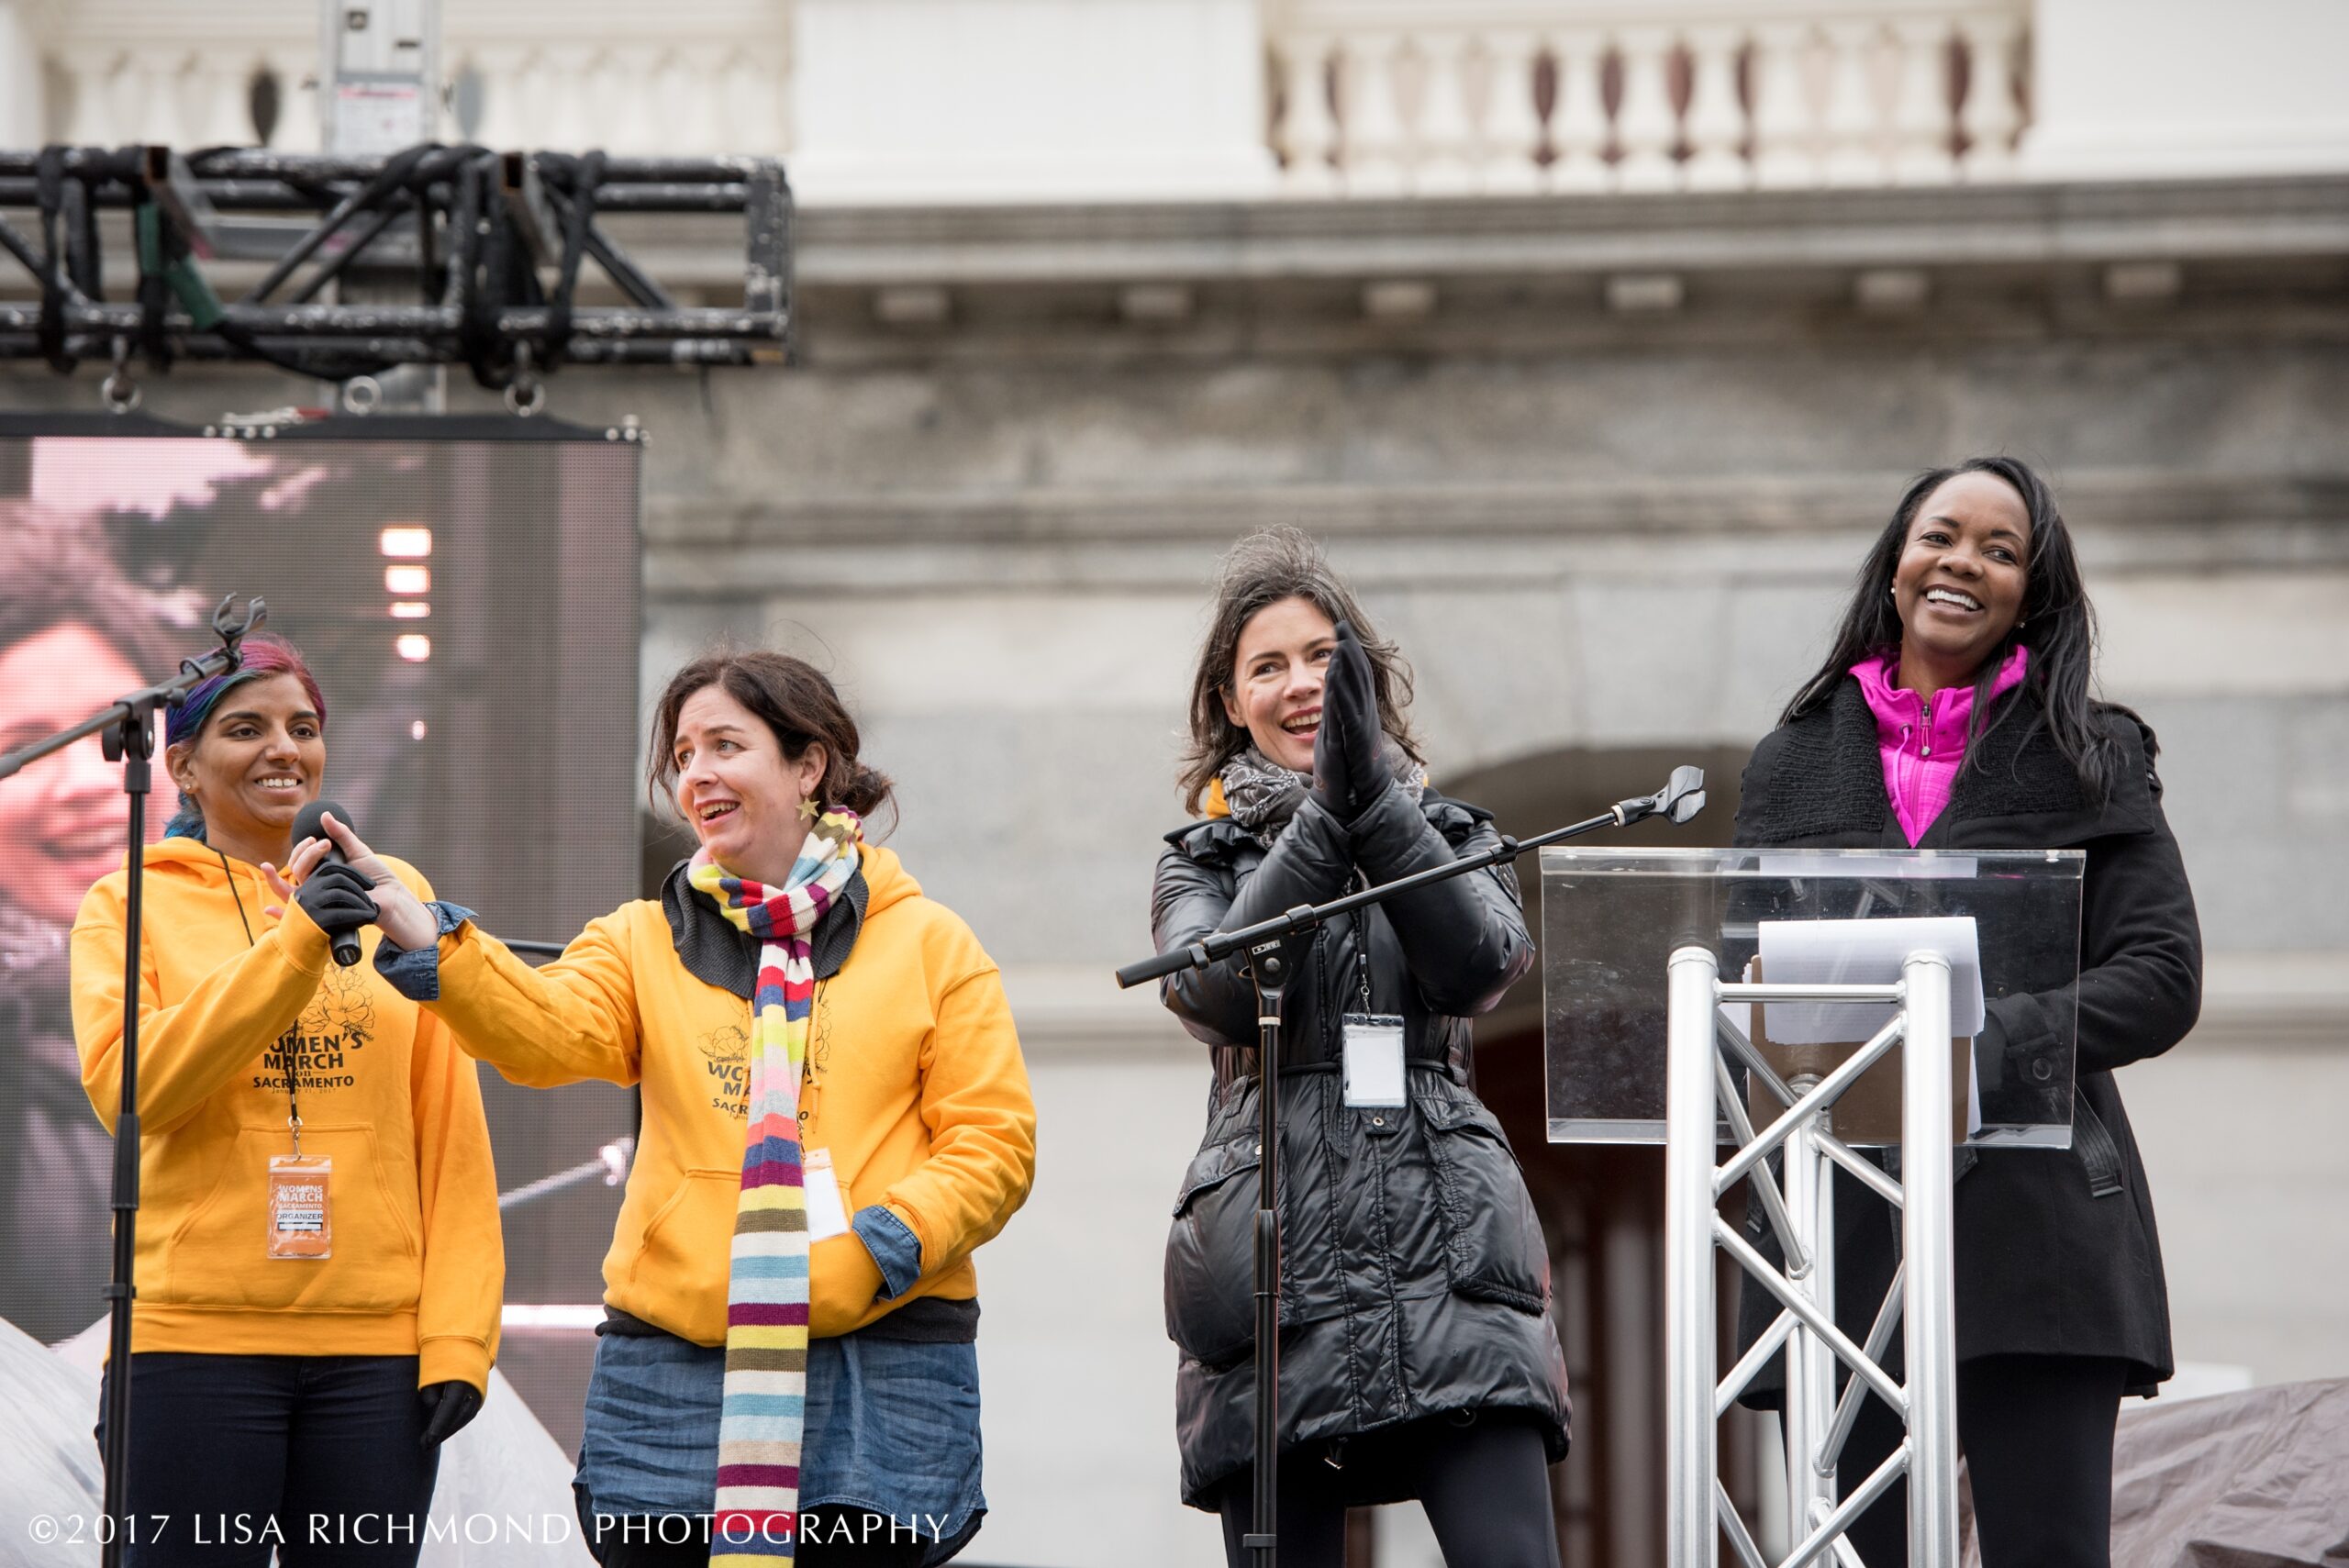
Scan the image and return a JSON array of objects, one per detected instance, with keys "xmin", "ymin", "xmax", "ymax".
[{"xmin": 687, "ymin": 808, "xmax": 863, "ymax": 1566}]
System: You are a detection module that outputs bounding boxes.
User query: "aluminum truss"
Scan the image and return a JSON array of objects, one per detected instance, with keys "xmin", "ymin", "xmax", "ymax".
[
  {"xmin": 1666, "ymin": 946, "xmax": 1962, "ymax": 1568},
  {"xmin": 0, "ymin": 144, "xmax": 788, "ymax": 391}
]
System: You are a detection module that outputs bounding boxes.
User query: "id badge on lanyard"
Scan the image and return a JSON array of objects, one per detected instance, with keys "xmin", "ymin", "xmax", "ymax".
[
  {"xmin": 1341, "ymin": 1015, "xmax": 1408, "ymax": 1107},
  {"xmin": 268, "ymin": 1145, "xmax": 334, "ymax": 1260},
  {"xmin": 1339, "ymin": 943, "xmax": 1407, "ymax": 1108},
  {"xmin": 802, "ymin": 1148, "xmax": 852, "ymax": 1241}
]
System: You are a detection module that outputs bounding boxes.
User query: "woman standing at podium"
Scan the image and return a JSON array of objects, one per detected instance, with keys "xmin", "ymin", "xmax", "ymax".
[
  {"xmin": 1733, "ymin": 456, "xmax": 2202, "ymax": 1568},
  {"xmin": 1151, "ymin": 528, "xmax": 1569, "ymax": 1568}
]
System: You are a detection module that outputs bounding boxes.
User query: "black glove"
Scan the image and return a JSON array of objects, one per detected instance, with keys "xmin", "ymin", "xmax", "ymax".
[
  {"xmin": 418, "ymin": 1380, "xmax": 484, "ymax": 1447},
  {"xmin": 1309, "ymin": 620, "xmax": 1389, "ymax": 823},
  {"xmin": 294, "ymin": 862, "xmax": 379, "ymax": 938}
]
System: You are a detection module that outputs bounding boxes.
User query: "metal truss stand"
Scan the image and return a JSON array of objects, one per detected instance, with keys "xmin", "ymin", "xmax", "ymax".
[
  {"xmin": 0, "ymin": 145, "xmax": 788, "ymax": 393},
  {"xmin": 1665, "ymin": 947, "xmax": 1960, "ymax": 1568}
]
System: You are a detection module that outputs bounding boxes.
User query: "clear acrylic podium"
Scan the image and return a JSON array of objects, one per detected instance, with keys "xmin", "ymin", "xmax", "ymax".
[{"xmin": 1542, "ymin": 848, "xmax": 2086, "ymax": 1567}]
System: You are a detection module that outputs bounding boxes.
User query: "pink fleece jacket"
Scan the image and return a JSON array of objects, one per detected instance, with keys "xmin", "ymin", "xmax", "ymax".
[{"xmin": 1851, "ymin": 645, "xmax": 2030, "ymax": 845}]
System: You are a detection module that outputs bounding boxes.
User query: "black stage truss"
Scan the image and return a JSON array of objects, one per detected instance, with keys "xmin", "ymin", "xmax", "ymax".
[{"xmin": 0, "ymin": 144, "xmax": 790, "ymax": 395}]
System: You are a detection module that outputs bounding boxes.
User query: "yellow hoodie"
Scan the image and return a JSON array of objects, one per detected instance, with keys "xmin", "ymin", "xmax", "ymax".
[
  {"xmin": 69, "ymin": 839, "xmax": 503, "ymax": 1392},
  {"xmin": 416, "ymin": 843, "xmax": 1035, "ymax": 1347}
]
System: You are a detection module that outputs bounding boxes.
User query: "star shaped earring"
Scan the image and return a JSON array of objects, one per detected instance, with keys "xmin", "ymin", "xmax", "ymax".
[{"xmin": 797, "ymin": 796, "xmax": 819, "ymax": 821}]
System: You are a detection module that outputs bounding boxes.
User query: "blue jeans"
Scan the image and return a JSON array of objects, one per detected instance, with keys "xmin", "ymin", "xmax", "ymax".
[
  {"xmin": 95, "ymin": 1352, "xmax": 440, "ymax": 1567},
  {"xmin": 574, "ymin": 1329, "xmax": 983, "ymax": 1566}
]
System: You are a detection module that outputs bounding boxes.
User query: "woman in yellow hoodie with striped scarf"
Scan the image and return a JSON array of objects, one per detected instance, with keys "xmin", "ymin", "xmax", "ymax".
[
  {"xmin": 68, "ymin": 634, "xmax": 502, "ymax": 1566},
  {"xmin": 326, "ymin": 649, "xmax": 1036, "ymax": 1568}
]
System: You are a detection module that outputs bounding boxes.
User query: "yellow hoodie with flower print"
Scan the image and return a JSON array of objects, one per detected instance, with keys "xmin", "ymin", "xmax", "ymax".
[
  {"xmin": 69, "ymin": 838, "xmax": 503, "ymax": 1392},
  {"xmin": 411, "ymin": 842, "xmax": 1035, "ymax": 1348}
]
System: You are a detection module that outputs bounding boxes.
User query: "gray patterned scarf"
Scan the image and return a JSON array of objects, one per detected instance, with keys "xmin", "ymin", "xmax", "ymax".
[{"xmin": 1215, "ymin": 742, "xmax": 1425, "ymax": 849}]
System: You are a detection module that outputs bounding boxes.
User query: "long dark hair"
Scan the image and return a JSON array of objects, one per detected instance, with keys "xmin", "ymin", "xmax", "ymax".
[
  {"xmin": 1178, "ymin": 527, "xmax": 1420, "ymax": 814},
  {"xmin": 1783, "ymin": 455, "xmax": 2124, "ymax": 798},
  {"xmin": 648, "ymin": 649, "xmax": 896, "ymax": 832}
]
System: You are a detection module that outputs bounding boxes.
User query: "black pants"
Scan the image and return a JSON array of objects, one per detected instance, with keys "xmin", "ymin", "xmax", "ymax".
[
  {"xmin": 588, "ymin": 1507, "xmax": 932, "ymax": 1567},
  {"xmin": 1835, "ymin": 1352, "xmax": 2128, "ymax": 1568},
  {"xmin": 1215, "ymin": 1410, "xmax": 1560, "ymax": 1568},
  {"xmin": 95, "ymin": 1352, "xmax": 440, "ymax": 1567}
]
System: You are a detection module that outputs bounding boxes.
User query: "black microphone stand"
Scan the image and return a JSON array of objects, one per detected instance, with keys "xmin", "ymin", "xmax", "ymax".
[
  {"xmin": 0, "ymin": 595, "xmax": 264, "ymax": 1568},
  {"xmin": 1114, "ymin": 765, "xmax": 1708, "ymax": 1568}
]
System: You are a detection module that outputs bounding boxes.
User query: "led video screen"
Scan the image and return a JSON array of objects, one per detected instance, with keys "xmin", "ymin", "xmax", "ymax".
[{"xmin": 0, "ymin": 418, "xmax": 640, "ymax": 1444}]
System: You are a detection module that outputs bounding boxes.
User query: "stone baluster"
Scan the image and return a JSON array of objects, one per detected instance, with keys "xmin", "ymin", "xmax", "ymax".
[
  {"xmin": 217, "ymin": 56, "xmax": 266, "ymax": 147},
  {"xmin": 1884, "ymin": 17, "xmax": 1954, "ymax": 183},
  {"xmin": 1477, "ymin": 28, "xmax": 1545, "ymax": 195},
  {"xmin": 1413, "ymin": 28, "xmax": 1483, "ymax": 194},
  {"xmin": 173, "ymin": 53, "xmax": 237, "ymax": 149},
  {"xmin": 1547, "ymin": 26, "xmax": 1611, "ymax": 194},
  {"xmin": 1610, "ymin": 24, "xmax": 1679, "ymax": 192},
  {"xmin": 598, "ymin": 49, "xmax": 656, "ymax": 153},
  {"xmin": 1748, "ymin": 19, "xmax": 1817, "ymax": 187},
  {"xmin": 1274, "ymin": 31, "xmax": 1340, "ymax": 195},
  {"xmin": 753, "ymin": 45, "xmax": 795, "ymax": 152},
  {"xmin": 541, "ymin": 45, "xmax": 596, "ymax": 151},
  {"xmin": 666, "ymin": 45, "xmax": 726, "ymax": 156},
  {"xmin": 460, "ymin": 45, "xmax": 519, "ymax": 148},
  {"xmin": 1384, "ymin": 32, "xmax": 1438, "ymax": 192},
  {"xmin": 1335, "ymin": 29, "xmax": 1408, "ymax": 195},
  {"xmin": 1815, "ymin": 17, "xmax": 1876, "ymax": 184},
  {"xmin": 1680, "ymin": 23, "xmax": 1747, "ymax": 190},
  {"xmin": 1955, "ymin": 9, "xmax": 2023, "ymax": 180},
  {"xmin": 261, "ymin": 49, "xmax": 319, "ymax": 151},
  {"xmin": 502, "ymin": 48, "xmax": 552, "ymax": 153},
  {"xmin": 125, "ymin": 56, "xmax": 178, "ymax": 148},
  {"xmin": 94, "ymin": 54, "xmax": 146, "ymax": 148}
]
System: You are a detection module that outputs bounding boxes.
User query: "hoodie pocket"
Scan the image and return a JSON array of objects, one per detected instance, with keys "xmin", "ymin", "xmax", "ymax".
[
  {"xmin": 625, "ymin": 1168, "xmax": 739, "ymax": 1312},
  {"xmin": 163, "ymin": 1124, "xmax": 420, "ymax": 1313},
  {"xmin": 1421, "ymin": 1095, "xmax": 1550, "ymax": 1315}
]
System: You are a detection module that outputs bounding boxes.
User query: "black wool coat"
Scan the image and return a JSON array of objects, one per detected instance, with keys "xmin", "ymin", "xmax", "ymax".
[
  {"xmin": 1151, "ymin": 783, "xmax": 1571, "ymax": 1507},
  {"xmin": 1732, "ymin": 678, "xmax": 2202, "ymax": 1396}
]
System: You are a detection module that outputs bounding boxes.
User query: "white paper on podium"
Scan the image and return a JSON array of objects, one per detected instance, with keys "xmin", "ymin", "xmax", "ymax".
[
  {"xmin": 1755, "ymin": 916, "xmax": 1983, "ymax": 1040},
  {"xmin": 1735, "ymin": 916, "xmax": 1986, "ymax": 1138}
]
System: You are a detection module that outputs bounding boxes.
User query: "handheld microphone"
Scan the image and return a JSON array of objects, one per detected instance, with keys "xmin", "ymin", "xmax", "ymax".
[{"xmin": 291, "ymin": 798, "xmax": 366, "ymax": 968}]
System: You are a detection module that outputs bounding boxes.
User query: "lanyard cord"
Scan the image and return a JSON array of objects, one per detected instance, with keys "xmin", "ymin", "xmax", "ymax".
[{"xmin": 214, "ymin": 847, "xmax": 301, "ymax": 1156}]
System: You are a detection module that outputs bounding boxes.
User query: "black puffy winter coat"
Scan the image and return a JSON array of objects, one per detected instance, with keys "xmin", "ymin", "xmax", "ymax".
[
  {"xmin": 1151, "ymin": 781, "xmax": 1571, "ymax": 1507},
  {"xmin": 1732, "ymin": 680, "xmax": 2201, "ymax": 1397}
]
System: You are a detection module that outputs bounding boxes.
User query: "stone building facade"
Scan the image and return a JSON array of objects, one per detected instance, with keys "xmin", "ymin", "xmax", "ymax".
[{"xmin": 5, "ymin": 2, "xmax": 2346, "ymax": 1562}]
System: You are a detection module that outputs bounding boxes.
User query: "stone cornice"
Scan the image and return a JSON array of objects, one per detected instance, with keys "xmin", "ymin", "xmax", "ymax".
[
  {"xmin": 760, "ymin": 176, "xmax": 2349, "ymax": 287},
  {"xmin": 644, "ymin": 471, "xmax": 2349, "ymax": 577}
]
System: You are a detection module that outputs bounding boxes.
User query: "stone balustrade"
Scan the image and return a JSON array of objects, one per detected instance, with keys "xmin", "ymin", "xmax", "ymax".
[
  {"xmin": 17, "ymin": 0, "xmax": 2030, "ymax": 192},
  {"xmin": 1267, "ymin": 0, "xmax": 2030, "ymax": 195},
  {"xmin": 20, "ymin": 0, "xmax": 791, "ymax": 157}
]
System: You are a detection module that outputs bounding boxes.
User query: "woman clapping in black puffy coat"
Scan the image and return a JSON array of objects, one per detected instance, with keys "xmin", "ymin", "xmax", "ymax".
[{"xmin": 1150, "ymin": 528, "xmax": 1570, "ymax": 1568}]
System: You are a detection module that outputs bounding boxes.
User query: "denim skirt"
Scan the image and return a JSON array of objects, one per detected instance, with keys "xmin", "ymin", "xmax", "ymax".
[{"xmin": 574, "ymin": 1329, "xmax": 985, "ymax": 1563}]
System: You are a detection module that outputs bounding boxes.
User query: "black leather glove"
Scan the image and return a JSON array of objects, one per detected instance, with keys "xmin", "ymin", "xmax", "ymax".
[
  {"xmin": 1309, "ymin": 620, "xmax": 1389, "ymax": 823},
  {"xmin": 418, "ymin": 1380, "xmax": 484, "ymax": 1447},
  {"xmin": 294, "ymin": 862, "xmax": 379, "ymax": 938}
]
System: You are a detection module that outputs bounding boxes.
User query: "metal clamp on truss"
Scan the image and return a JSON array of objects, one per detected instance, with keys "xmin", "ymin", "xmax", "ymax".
[
  {"xmin": 0, "ymin": 143, "xmax": 790, "ymax": 387},
  {"xmin": 1666, "ymin": 948, "xmax": 1963, "ymax": 1568}
]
